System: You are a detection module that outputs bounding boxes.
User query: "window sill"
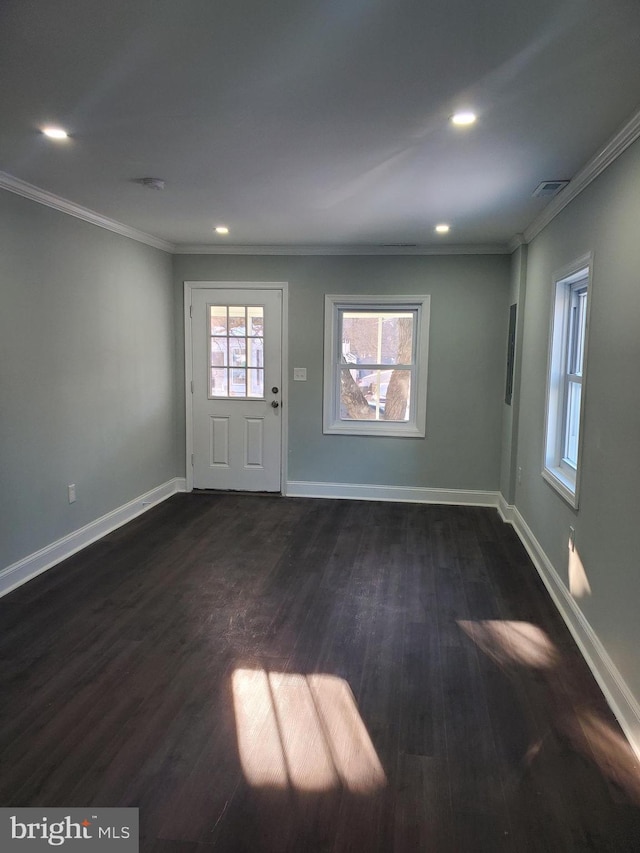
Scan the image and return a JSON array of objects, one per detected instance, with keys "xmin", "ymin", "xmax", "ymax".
[
  {"xmin": 324, "ymin": 420, "xmax": 425, "ymax": 438},
  {"xmin": 542, "ymin": 464, "xmax": 579, "ymax": 509}
]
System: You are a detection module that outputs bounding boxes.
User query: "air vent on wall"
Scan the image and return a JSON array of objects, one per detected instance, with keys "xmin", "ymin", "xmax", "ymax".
[{"xmin": 533, "ymin": 180, "xmax": 569, "ymax": 199}]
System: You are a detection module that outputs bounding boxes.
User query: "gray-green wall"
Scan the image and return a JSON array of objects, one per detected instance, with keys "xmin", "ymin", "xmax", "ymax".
[
  {"xmin": 173, "ymin": 253, "xmax": 510, "ymax": 491},
  {"xmin": 0, "ymin": 191, "xmax": 179, "ymax": 570},
  {"xmin": 513, "ymin": 136, "xmax": 640, "ymax": 704}
]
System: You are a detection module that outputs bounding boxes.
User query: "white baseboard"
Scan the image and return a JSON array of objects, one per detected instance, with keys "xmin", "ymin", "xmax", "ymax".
[
  {"xmin": 0, "ymin": 478, "xmax": 188, "ymax": 598},
  {"xmin": 497, "ymin": 494, "xmax": 516, "ymax": 523},
  {"xmin": 286, "ymin": 480, "xmax": 499, "ymax": 507},
  {"xmin": 508, "ymin": 503, "xmax": 640, "ymax": 762}
]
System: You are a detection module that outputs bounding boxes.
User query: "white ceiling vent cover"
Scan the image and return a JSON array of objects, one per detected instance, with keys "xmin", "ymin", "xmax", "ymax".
[{"xmin": 533, "ymin": 180, "xmax": 569, "ymax": 198}]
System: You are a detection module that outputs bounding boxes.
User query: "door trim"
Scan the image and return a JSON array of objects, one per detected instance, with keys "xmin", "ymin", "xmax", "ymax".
[{"xmin": 184, "ymin": 281, "xmax": 289, "ymax": 493}]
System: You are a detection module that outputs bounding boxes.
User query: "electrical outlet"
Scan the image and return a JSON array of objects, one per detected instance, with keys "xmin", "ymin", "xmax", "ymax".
[
  {"xmin": 68, "ymin": 483, "xmax": 76, "ymax": 504},
  {"xmin": 517, "ymin": 466, "xmax": 522, "ymax": 484}
]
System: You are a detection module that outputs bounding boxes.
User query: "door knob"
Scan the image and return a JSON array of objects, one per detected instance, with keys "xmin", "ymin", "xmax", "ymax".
[{"xmin": 271, "ymin": 400, "xmax": 279, "ymax": 408}]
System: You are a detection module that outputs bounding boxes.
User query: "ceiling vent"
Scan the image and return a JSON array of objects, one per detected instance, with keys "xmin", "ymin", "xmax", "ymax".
[
  {"xmin": 136, "ymin": 177, "xmax": 165, "ymax": 190},
  {"xmin": 533, "ymin": 180, "xmax": 569, "ymax": 199}
]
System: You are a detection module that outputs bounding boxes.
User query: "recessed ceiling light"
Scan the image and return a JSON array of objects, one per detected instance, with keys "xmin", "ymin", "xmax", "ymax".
[
  {"xmin": 42, "ymin": 127, "xmax": 69, "ymax": 140},
  {"xmin": 435, "ymin": 224, "xmax": 450, "ymax": 234},
  {"xmin": 215, "ymin": 226, "xmax": 229, "ymax": 235},
  {"xmin": 451, "ymin": 111, "xmax": 477, "ymax": 126}
]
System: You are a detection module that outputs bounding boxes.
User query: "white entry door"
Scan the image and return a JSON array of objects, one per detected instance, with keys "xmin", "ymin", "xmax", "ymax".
[{"xmin": 190, "ymin": 286, "xmax": 283, "ymax": 491}]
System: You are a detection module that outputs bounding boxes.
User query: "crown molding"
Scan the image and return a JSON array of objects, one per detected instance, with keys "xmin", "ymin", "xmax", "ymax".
[
  {"xmin": 0, "ymin": 174, "xmax": 510, "ymax": 255},
  {"xmin": 175, "ymin": 242, "xmax": 510, "ymax": 256},
  {"xmin": 507, "ymin": 233, "xmax": 526, "ymax": 253},
  {"xmin": 523, "ymin": 106, "xmax": 640, "ymax": 245},
  {"xmin": 0, "ymin": 172, "xmax": 175, "ymax": 253}
]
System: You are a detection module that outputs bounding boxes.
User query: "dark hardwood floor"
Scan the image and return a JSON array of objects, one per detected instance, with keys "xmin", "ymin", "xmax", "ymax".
[{"xmin": 1, "ymin": 494, "xmax": 639, "ymax": 851}]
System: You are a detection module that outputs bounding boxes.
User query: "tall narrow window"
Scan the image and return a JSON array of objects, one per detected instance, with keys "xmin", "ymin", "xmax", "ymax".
[
  {"xmin": 323, "ymin": 295, "xmax": 430, "ymax": 437},
  {"xmin": 543, "ymin": 257, "xmax": 592, "ymax": 507}
]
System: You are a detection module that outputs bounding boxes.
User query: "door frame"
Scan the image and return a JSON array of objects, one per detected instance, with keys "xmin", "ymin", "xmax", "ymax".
[{"xmin": 184, "ymin": 280, "xmax": 289, "ymax": 493}]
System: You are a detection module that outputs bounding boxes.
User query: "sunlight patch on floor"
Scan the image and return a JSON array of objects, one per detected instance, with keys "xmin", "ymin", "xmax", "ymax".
[
  {"xmin": 572, "ymin": 710, "xmax": 640, "ymax": 806},
  {"xmin": 457, "ymin": 619, "xmax": 559, "ymax": 669},
  {"xmin": 232, "ymin": 668, "xmax": 387, "ymax": 794},
  {"xmin": 459, "ymin": 618, "xmax": 640, "ymax": 804}
]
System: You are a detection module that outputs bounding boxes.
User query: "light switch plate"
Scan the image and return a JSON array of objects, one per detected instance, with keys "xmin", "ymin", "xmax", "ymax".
[{"xmin": 293, "ymin": 367, "xmax": 307, "ymax": 381}]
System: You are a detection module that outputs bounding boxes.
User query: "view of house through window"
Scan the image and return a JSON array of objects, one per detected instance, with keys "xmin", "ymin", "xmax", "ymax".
[
  {"xmin": 323, "ymin": 295, "xmax": 430, "ymax": 438},
  {"xmin": 340, "ymin": 310, "xmax": 415, "ymax": 422}
]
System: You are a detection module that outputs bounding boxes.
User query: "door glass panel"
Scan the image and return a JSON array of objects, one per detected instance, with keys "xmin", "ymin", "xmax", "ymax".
[
  {"xmin": 211, "ymin": 307, "xmax": 228, "ymax": 335},
  {"xmin": 248, "ymin": 337, "xmax": 264, "ymax": 368},
  {"xmin": 230, "ymin": 368, "xmax": 247, "ymax": 397},
  {"xmin": 248, "ymin": 369, "xmax": 264, "ymax": 398},
  {"xmin": 248, "ymin": 306, "xmax": 264, "ymax": 336},
  {"xmin": 211, "ymin": 367, "xmax": 228, "ymax": 396},
  {"xmin": 229, "ymin": 306, "xmax": 245, "ymax": 335},
  {"xmin": 208, "ymin": 304, "xmax": 266, "ymax": 398},
  {"xmin": 211, "ymin": 338, "xmax": 228, "ymax": 366},
  {"xmin": 231, "ymin": 338, "xmax": 247, "ymax": 368}
]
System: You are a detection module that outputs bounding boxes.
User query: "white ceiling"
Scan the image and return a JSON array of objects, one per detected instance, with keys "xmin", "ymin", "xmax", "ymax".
[{"xmin": 2, "ymin": 0, "xmax": 640, "ymax": 251}]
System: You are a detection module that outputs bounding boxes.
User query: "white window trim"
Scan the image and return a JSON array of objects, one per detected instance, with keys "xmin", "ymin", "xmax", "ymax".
[
  {"xmin": 542, "ymin": 254, "xmax": 593, "ymax": 508},
  {"xmin": 323, "ymin": 294, "xmax": 430, "ymax": 438}
]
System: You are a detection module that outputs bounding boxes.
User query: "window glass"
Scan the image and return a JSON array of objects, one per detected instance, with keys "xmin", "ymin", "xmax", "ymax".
[
  {"xmin": 339, "ymin": 310, "xmax": 415, "ymax": 423},
  {"xmin": 542, "ymin": 260, "xmax": 591, "ymax": 507},
  {"xmin": 323, "ymin": 296, "xmax": 430, "ymax": 438}
]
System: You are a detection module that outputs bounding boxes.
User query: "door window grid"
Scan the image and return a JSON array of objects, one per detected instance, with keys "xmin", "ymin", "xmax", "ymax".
[{"xmin": 209, "ymin": 305, "xmax": 264, "ymax": 398}]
